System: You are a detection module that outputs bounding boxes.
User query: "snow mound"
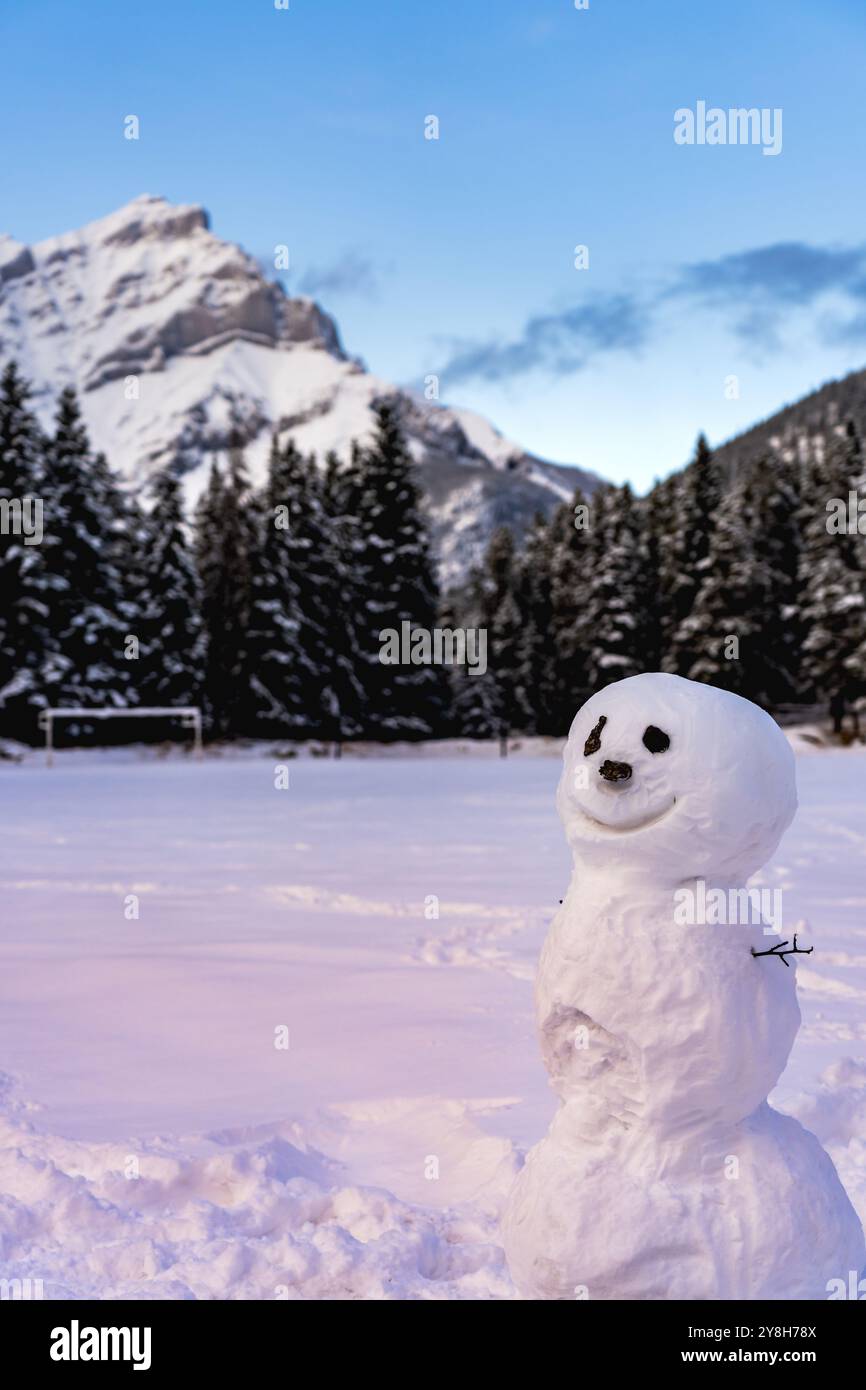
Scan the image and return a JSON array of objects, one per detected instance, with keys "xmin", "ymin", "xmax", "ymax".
[{"xmin": 0, "ymin": 1075, "xmax": 515, "ymax": 1301}]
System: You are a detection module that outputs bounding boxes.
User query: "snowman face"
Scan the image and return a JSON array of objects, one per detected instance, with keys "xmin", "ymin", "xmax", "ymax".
[
  {"xmin": 557, "ymin": 672, "xmax": 797, "ymax": 880},
  {"xmin": 571, "ymin": 707, "xmax": 678, "ymax": 835}
]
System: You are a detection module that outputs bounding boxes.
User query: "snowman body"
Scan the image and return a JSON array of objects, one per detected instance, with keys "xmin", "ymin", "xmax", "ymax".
[{"xmin": 503, "ymin": 673, "xmax": 865, "ymax": 1300}]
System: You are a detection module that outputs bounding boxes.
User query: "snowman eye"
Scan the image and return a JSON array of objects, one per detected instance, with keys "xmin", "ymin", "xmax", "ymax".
[
  {"xmin": 642, "ymin": 725, "xmax": 670, "ymax": 754},
  {"xmin": 583, "ymin": 716, "xmax": 606, "ymax": 756}
]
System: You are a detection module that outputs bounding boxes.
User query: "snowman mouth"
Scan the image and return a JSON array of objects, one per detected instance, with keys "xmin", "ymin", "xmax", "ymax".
[{"xmin": 578, "ymin": 797, "xmax": 677, "ymax": 835}]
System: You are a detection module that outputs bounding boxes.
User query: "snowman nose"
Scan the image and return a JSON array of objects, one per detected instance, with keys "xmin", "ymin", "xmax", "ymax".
[{"xmin": 599, "ymin": 759, "xmax": 632, "ymax": 784}]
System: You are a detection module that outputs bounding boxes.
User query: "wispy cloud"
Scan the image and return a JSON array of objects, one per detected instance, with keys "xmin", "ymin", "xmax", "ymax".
[
  {"xmin": 671, "ymin": 241, "xmax": 866, "ymax": 352},
  {"xmin": 671, "ymin": 242, "xmax": 866, "ymax": 307},
  {"xmin": 440, "ymin": 294, "xmax": 650, "ymax": 385},
  {"xmin": 297, "ymin": 250, "xmax": 381, "ymax": 300},
  {"xmin": 438, "ymin": 240, "xmax": 866, "ymax": 386}
]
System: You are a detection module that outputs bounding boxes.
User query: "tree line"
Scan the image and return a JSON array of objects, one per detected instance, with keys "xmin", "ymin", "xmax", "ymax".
[
  {"xmin": 456, "ymin": 430, "xmax": 866, "ymax": 738},
  {"xmin": 0, "ymin": 362, "xmax": 446, "ymax": 745},
  {"xmin": 1, "ymin": 357, "xmax": 865, "ymax": 748}
]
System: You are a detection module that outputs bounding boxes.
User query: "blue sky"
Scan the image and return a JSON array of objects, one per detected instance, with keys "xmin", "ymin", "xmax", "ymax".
[{"xmin": 3, "ymin": 0, "xmax": 866, "ymax": 488}]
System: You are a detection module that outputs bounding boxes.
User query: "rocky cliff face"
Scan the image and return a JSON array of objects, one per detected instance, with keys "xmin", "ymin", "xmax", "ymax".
[{"xmin": 0, "ymin": 195, "xmax": 600, "ymax": 583}]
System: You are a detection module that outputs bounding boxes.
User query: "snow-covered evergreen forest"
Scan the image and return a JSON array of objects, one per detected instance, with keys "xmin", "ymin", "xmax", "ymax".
[{"xmin": 1, "ymin": 356, "xmax": 865, "ymax": 747}]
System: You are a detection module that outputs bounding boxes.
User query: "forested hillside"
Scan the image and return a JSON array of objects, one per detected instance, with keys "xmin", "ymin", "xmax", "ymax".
[{"xmin": 2, "ymin": 357, "xmax": 864, "ymax": 747}]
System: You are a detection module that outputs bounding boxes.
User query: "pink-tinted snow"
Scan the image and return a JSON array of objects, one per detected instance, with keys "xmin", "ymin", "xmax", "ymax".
[{"xmin": 1, "ymin": 744, "xmax": 864, "ymax": 1298}]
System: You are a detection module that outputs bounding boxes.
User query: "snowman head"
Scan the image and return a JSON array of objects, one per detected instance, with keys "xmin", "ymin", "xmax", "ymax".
[{"xmin": 557, "ymin": 672, "xmax": 796, "ymax": 881}]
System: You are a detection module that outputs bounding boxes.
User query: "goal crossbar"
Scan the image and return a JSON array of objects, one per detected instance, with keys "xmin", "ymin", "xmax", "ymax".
[{"xmin": 38, "ymin": 706, "xmax": 203, "ymax": 766}]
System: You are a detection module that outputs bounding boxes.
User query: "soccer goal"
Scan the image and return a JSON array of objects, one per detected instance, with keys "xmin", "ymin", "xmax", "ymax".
[{"xmin": 38, "ymin": 706, "xmax": 203, "ymax": 766}]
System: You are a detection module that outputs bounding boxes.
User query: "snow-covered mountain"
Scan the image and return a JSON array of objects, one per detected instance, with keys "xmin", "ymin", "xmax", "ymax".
[{"xmin": 0, "ymin": 195, "xmax": 600, "ymax": 584}]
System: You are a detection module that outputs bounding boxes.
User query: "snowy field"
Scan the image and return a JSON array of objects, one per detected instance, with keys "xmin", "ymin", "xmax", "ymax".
[{"xmin": 1, "ymin": 742, "xmax": 865, "ymax": 1299}]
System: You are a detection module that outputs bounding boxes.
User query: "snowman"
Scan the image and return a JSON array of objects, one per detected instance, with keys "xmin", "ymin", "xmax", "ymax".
[{"xmin": 503, "ymin": 672, "xmax": 864, "ymax": 1300}]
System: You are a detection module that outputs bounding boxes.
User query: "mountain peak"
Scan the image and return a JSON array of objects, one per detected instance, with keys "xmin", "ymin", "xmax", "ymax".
[
  {"xmin": 30, "ymin": 194, "xmax": 212, "ymax": 260},
  {"xmin": 2, "ymin": 194, "xmax": 344, "ymax": 396},
  {"xmin": 0, "ymin": 198, "xmax": 598, "ymax": 582},
  {"xmin": 93, "ymin": 193, "xmax": 212, "ymax": 245}
]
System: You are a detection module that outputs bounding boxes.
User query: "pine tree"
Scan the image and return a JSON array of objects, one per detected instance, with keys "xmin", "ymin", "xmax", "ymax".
[
  {"xmin": 474, "ymin": 525, "xmax": 530, "ymax": 748},
  {"xmin": 663, "ymin": 434, "xmax": 723, "ymax": 676},
  {"xmin": 583, "ymin": 483, "xmax": 651, "ymax": 691},
  {"xmin": 294, "ymin": 453, "xmax": 347, "ymax": 741},
  {"xmin": 115, "ymin": 487, "xmax": 150, "ymax": 687},
  {"xmin": 799, "ymin": 427, "xmax": 866, "ymax": 731},
  {"xmin": 351, "ymin": 402, "xmax": 447, "ymax": 739},
  {"xmin": 38, "ymin": 387, "xmax": 129, "ymax": 721},
  {"xmin": 547, "ymin": 489, "xmax": 594, "ymax": 731},
  {"xmin": 751, "ymin": 458, "xmax": 804, "ymax": 705},
  {"xmin": 195, "ymin": 463, "xmax": 223, "ymax": 734},
  {"xmin": 246, "ymin": 438, "xmax": 304, "ymax": 738},
  {"xmin": 92, "ymin": 449, "xmax": 150, "ymax": 714},
  {"xmin": 490, "ymin": 585, "xmax": 527, "ymax": 751},
  {"xmin": 319, "ymin": 446, "xmax": 367, "ymax": 746},
  {"xmin": 141, "ymin": 467, "xmax": 203, "ymax": 712},
  {"xmin": 0, "ymin": 362, "xmax": 48, "ymax": 739},
  {"xmin": 451, "ymin": 667, "xmax": 503, "ymax": 739},
  {"xmin": 195, "ymin": 445, "xmax": 257, "ymax": 738},
  {"xmin": 678, "ymin": 480, "xmax": 777, "ymax": 700},
  {"xmin": 194, "ymin": 453, "xmax": 252, "ymax": 739},
  {"xmin": 247, "ymin": 439, "xmax": 347, "ymax": 741},
  {"xmin": 643, "ymin": 476, "xmax": 675, "ymax": 670},
  {"xmin": 514, "ymin": 515, "xmax": 559, "ymax": 734},
  {"xmin": 432, "ymin": 592, "xmax": 472, "ymax": 737}
]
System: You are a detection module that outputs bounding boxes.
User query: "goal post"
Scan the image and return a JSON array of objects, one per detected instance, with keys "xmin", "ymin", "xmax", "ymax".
[{"xmin": 38, "ymin": 706, "xmax": 203, "ymax": 766}]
